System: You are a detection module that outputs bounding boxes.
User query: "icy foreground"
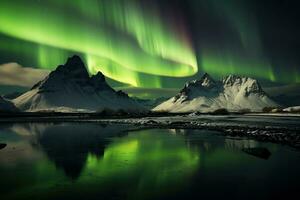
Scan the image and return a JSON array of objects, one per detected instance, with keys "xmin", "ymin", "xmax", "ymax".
[
  {"xmin": 13, "ymin": 56, "xmax": 146, "ymax": 112},
  {"xmin": 154, "ymin": 73, "xmax": 278, "ymax": 113}
]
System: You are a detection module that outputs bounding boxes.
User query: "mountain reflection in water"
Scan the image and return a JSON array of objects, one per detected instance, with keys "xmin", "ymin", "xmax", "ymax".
[{"xmin": 0, "ymin": 123, "xmax": 299, "ymax": 200}]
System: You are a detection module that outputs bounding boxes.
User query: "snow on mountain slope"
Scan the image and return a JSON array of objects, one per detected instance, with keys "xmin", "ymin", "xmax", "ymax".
[
  {"xmin": 0, "ymin": 96, "xmax": 18, "ymax": 112},
  {"xmin": 153, "ymin": 73, "xmax": 279, "ymax": 113},
  {"xmin": 13, "ymin": 55, "xmax": 146, "ymax": 112},
  {"xmin": 283, "ymin": 106, "xmax": 300, "ymax": 112}
]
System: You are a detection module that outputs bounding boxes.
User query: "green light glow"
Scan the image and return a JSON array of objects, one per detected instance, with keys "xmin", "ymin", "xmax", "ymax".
[
  {"xmin": 0, "ymin": 129, "xmax": 200, "ymax": 199},
  {"xmin": 200, "ymin": 49, "xmax": 276, "ymax": 81},
  {"xmin": 38, "ymin": 45, "xmax": 70, "ymax": 70},
  {"xmin": 1, "ymin": 0, "xmax": 299, "ymax": 88},
  {"xmin": 86, "ymin": 54, "xmax": 162, "ymax": 87},
  {"xmin": 196, "ymin": 0, "xmax": 276, "ymax": 82},
  {"xmin": 0, "ymin": 0, "xmax": 197, "ymax": 88},
  {"xmin": 3, "ymin": 127, "xmax": 287, "ymax": 199},
  {"xmin": 194, "ymin": 0, "xmax": 300, "ymax": 84},
  {"xmin": 82, "ymin": 131, "xmax": 199, "ymax": 180}
]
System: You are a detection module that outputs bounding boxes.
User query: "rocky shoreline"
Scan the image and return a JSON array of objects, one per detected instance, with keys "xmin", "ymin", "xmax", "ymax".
[
  {"xmin": 0, "ymin": 113, "xmax": 299, "ymax": 149},
  {"xmin": 101, "ymin": 116, "xmax": 300, "ymax": 149}
]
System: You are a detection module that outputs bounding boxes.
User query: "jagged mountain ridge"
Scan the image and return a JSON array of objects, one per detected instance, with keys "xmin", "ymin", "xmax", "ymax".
[
  {"xmin": 153, "ymin": 73, "xmax": 279, "ymax": 113},
  {"xmin": 13, "ymin": 55, "xmax": 146, "ymax": 112}
]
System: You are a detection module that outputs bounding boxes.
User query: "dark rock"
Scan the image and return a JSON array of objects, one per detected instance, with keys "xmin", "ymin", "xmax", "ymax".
[
  {"xmin": 0, "ymin": 96, "xmax": 19, "ymax": 112},
  {"xmin": 242, "ymin": 147, "xmax": 271, "ymax": 160},
  {"xmin": 116, "ymin": 90, "xmax": 129, "ymax": 98},
  {"xmin": 169, "ymin": 121, "xmax": 189, "ymax": 126},
  {"xmin": 211, "ymin": 108, "xmax": 229, "ymax": 115},
  {"xmin": 0, "ymin": 143, "xmax": 7, "ymax": 150}
]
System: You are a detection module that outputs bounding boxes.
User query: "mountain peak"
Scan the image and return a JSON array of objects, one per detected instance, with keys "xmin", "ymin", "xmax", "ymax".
[
  {"xmin": 91, "ymin": 71, "xmax": 106, "ymax": 83},
  {"xmin": 13, "ymin": 56, "xmax": 146, "ymax": 112},
  {"xmin": 90, "ymin": 71, "xmax": 113, "ymax": 92},
  {"xmin": 201, "ymin": 72, "xmax": 212, "ymax": 79},
  {"xmin": 158, "ymin": 73, "xmax": 278, "ymax": 113},
  {"xmin": 222, "ymin": 75, "xmax": 265, "ymax": 95},
  {"xmin": 184, "ymin": 72, "xmax": 216, "ymax": 89},
  {"xmin": 199, "ymin": 73, "xmax": 216, "ymax": 87},
  {"xmin": 222, "ymin": 75, "xmax": 243, "ymax": 85},
  {"xmin": 175, "ymin": 73, "xmax": 216, "ymax": 102},
  {"xmin": 65, "ymin": 55, "xmax": 84, "ymax": 66},
  {"xmin": 55, "ymin": 55, "xmax": 89, "ymax": 79}
]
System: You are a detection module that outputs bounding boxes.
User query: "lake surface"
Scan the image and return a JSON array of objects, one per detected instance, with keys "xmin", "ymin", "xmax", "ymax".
[{"xmin": 0, "ymin": 123, "xmax": 299, "ymax": 200}]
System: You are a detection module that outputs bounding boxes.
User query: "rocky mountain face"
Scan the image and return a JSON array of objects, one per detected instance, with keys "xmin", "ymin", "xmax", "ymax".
[
  {"xmin": 13, "ymin": 55, "xmax": 146, "ymax": 112},
  {"xmin": 153, "ymin": 73, "xmax": 279, "ymax": 113}
]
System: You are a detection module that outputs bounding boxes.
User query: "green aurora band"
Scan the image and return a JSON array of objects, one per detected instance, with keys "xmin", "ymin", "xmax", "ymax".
[
  {"xmin": 200, "ymin": 48, "xmax": 276, "ymax": 82},
  {"xmin": 195, "ymin": 0, "xmax": 276, "ymax": 82},
  {"xmin": 191, "ymin": 0, "xmax": 300, "ymax": 83},
  {"xmin": 0, "ymin": 0, "xmax": 299, "ymax": 88},
  {"xmin": 0, "ymin": 0, "xmax": 197, "ymax": 87}
]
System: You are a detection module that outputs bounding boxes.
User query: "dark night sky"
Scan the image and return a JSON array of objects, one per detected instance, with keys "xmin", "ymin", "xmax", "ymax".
[
  {"xmin": 158, "ymin": 0, "xmax": 300, "ymax": 56},
  {"xmin": 163, "ymin": 0, "xmax": 300, "ymax": 81}
]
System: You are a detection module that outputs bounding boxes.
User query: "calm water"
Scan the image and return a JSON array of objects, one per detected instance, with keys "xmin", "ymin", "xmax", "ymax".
[{"xmin": 0, "ymin": 123, "xmax": 299, "ymax": 200}]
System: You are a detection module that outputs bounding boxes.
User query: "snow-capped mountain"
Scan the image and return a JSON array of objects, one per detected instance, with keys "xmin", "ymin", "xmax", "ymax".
[
  {"xmin": 153, "ymin": 73, "xmax": 279, "ymax": 113},
  {"xmin": 0, "ymin": 96, "xmax": 18, "ymax": 112},
  {"xmin": 13, "ymin": 55, "xmax": 146, "ymax": 112}
]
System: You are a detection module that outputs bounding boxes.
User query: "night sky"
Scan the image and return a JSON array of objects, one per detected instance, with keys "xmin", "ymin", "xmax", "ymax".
[{"xmin": 0, "ymin": 0, "xmax": 299, "ymax": 93}]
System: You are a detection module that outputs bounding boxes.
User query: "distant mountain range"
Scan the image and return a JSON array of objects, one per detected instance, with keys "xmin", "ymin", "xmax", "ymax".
[
  {"xmin": 12, "ymin": 55, "xmax": 146, "ymax": 113},
  {"xmin": 153, "ymin": 73, "xmax": 278, "ymax": 113},
  {"xmin": 0, "ymin": 55, "xmax": 293, "ymax": 114}
]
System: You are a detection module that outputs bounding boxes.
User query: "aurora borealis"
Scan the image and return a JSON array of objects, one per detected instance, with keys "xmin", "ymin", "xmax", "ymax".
[
  {"xmin": 0, "ymin": 0, "xmax": 196, "ymax": 88},
  {"xmin": 0, "ymin": 0, "xmax": 300, "ymax": 89}
]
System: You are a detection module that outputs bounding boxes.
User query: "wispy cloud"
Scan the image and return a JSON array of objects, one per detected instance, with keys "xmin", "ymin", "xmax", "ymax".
[{"xmin": 0, "ymin": 63, "xmax": 49, "ymax": 87}]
